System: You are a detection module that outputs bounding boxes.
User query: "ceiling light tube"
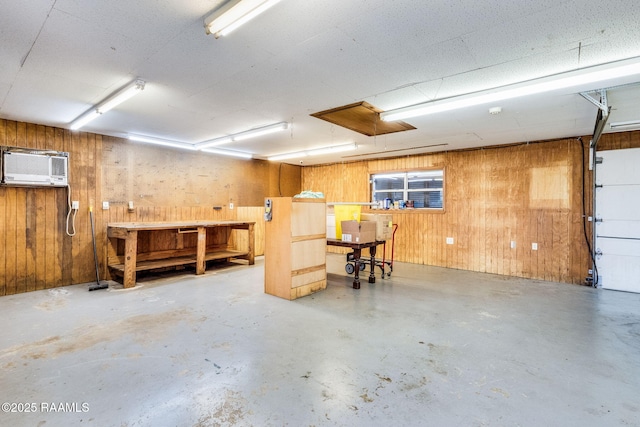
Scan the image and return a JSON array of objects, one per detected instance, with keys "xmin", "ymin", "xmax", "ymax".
[
  {"xmin": 381, "ymin": 56, "xmax": 640, "ymax": 122},
  {"xmin": 307, "ymin": 143, "xmax": 356, "ymax": 156},
  {"xmin": 69, "ymin": 110, "xmax": 101, "ymax": 131},
  {"xmin": 128, "ymin": 135, "xmax": 196, "ymax": 150},
  {"xmin": 196, "ymin": 121, "xmax": 288, "ymax": 149},
  {"xmin": 609, "ymin": 120, "xmax": 640, "ymax": 129},
  {"xmin": 232, "ymin": 121, "xmax": 289, "ymax": 141},
  {"xmin": 267, "ymin": 151, "xmax": 308, "ymax": 161},
  {"xmin": 202, "ymin": 148, "xmax": 253, "ymax": 159},
  {"xmin": 196, "ymin": 136, "xmax": 233, "ymax": 148},
  {"xmin": 97, "ymin": 79, "xmax": 146, "ymax": 114},
  {"xmin": 267, "ymin": 142, "xmax": 355, "ymax": 161},
  {"xmin": 70, "ymin": 79, "xmax": 146, "ymax": 130},
  {"xmin": 205, "ymin": 0, "xmax": 282, "ymax": 38}
]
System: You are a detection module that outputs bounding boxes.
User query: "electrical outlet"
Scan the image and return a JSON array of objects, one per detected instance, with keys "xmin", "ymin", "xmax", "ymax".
[
  {"xmin": 532, "ymin": 242, "xmax": 538, "ymax": 250},
  {"xmin": 446, "ymin": 237, "xmax": 454, "ymax": 245},
  {"xmin": 71, "ymin": 200, "xmax": 79, "ymax": 210},
  {"xmin": 229, "ymin": 202, "xmax": 234, "ymax": 210},
  {"xmin": 128, "ymin": 201, "xmax": 134, "ymax": 211},
  {"xmin": 102, "ymin": 201, "xmax": 110, "ymax": 210},
  {"xmin": 510, "ymin": 240, "xmax": 516, "ymax": 249}
]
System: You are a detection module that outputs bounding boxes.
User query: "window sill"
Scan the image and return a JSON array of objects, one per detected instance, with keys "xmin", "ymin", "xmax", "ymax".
[{"xmin": 364, "ymin": 208, "xmax": 445, "ymax": 214}]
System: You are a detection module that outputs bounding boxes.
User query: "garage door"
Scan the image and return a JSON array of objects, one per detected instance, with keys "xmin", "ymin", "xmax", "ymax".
[{"xmin": 595, "ymin": 147, "xmax": 640, "ymax": 293}]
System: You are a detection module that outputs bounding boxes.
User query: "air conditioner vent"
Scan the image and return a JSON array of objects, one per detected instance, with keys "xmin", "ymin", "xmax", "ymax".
[{"xmin": 51, "ymin": 156, "xmax": 67, "ymax": 176}]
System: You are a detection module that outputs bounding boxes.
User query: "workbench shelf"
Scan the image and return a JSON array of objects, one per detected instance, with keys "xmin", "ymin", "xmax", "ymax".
[{"xmin": 107, "ymin": 221, "xmax": 255, "ymax": 288}]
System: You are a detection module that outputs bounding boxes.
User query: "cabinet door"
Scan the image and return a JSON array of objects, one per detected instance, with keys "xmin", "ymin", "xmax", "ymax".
[
  {"xmin": 292, "ymin": 202, "xmax": 325, "ymax": 237},
  {"xmin": 292, "ymin": 268, "xmax": 326, "ymax": 289},
  {"xmin": 291, "ymin": 239, "xmax": 326, "ymax": 271}
]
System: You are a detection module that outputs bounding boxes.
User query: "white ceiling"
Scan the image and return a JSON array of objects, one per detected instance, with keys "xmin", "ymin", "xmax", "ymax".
[{"xmin": 1, "ymin": 0, "xmax": 640, "ymax": 165}]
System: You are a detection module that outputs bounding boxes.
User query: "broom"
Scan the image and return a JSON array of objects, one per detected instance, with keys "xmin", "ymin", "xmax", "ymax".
[{"xmin": 88, "ymin": 206, "xmax": 109, "ymax": 291}]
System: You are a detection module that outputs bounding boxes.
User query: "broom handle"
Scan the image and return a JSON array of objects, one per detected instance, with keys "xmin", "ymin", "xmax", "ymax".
[{"xmin": 90, "ymin": 207, "xmax": 101, "ymax": 283}]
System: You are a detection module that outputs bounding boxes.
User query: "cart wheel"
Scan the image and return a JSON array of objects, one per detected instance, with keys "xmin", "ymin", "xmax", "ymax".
[
  {"xmin": 345, "ymin": 263, "xmax": 355, "ymax": 274},
  {"xmin": 360, "ymin": 263, "xmax": 366, "ymax": 271}
]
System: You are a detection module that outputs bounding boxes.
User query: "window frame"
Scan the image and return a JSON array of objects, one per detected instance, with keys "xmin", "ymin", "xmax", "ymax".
[{"xmin": 370, "ymin": 168, "xmax": 445, "ymax": 210}]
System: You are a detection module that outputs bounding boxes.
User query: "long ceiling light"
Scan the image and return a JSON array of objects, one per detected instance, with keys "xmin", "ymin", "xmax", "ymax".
[
  {"xmin": 196, "ymin": 121, "xmax": 288, "ymax": 149},
  {"xmin": 204, "ymin": 0, "xmax": 282, "ymax": 38},
  {"xmin": 267, "ymin": 142, "xmax": 356, "ymax": 161},
  {"xmin": 128, "ymin": 135, "xmax": 197, "ymax": 150},
  {"xmin": 609, "ymin": 120, "xmax": 640, "ymax": 130},
  {"xmin": 380, "ymin": 56, "xmax": 640, "ymax": 122},
  {"xmin": 201, "ymin": 148, "xmax": 253, "ymax": 159},
  {"xmin": 128, "ymin": 135, "xmax": 253, "ymax": 158},
  {"xmin": 70, "ymin": 79, "xmax": 145, "ymax": 130},
  {"xmin": 197, "ymin": 136, "xmax": 233, "ymax": 148}
]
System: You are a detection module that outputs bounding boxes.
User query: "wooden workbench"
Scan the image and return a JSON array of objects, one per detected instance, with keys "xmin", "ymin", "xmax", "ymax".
[
  {"xmin": 107, "ymin": 220, "xmax": 255, "ymax": 288},
  {"xmin": 326, "ymin": 239, "xmax": 385, "ymax": 289}
]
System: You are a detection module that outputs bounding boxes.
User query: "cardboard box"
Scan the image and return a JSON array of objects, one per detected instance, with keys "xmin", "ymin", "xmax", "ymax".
[
  {"xmin": 341, "ymin": 220, "xmax": 376, "ymax": 243},
  {"xmin": 360, "ymin": 213, "xmax": 393, "ymax": 241},
  {"xmin": 334, "ymin": 204, "xmax": 361, "ymax": 238}
]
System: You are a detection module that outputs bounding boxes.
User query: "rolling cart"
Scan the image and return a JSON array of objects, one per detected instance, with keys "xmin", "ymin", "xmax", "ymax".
[{"xmin": 345, "ymin": 224, "xmax": 398, "ymax": 279}]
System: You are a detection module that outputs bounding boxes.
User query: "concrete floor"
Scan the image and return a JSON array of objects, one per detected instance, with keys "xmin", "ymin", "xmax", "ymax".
[{"xmin": 1, "ymin": 254, "xmax": 639, "ymax": 427}]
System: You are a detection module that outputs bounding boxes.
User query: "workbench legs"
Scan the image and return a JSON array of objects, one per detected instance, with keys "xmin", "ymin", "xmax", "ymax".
[
  {"xmin": 351, "ymin": 246, "xmax": 377, "ymax": 289},
  {"xmin": 123, "ymin": 230, "xmax": 138, "ymax": 289}
]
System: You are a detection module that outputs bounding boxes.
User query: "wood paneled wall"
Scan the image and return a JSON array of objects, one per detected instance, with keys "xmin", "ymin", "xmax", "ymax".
[
  {"xmin": 0, "ymin": 119, "xmax": 300, "ymax": 295},
  {"xmin": 2, "ymin": 116, "xmax": 638, "ymax": 294},
  {"xmin": 303, "ymin": 132, "xmax": 640, "ymax": 285},
  {"xmin": 0, "ymin": 120, "xmax": 103, "ymax": 294}
]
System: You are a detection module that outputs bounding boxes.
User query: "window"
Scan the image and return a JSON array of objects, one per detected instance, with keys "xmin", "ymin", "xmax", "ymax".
[{"xmin": 371, "ymin": 169, "xmax": 444, "ymax": 209}]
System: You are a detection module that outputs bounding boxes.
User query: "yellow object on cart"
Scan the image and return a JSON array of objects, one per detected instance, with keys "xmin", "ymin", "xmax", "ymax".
[{"xmin": 334, "ymin": 205, "xmax": 361, "ymax": 239}]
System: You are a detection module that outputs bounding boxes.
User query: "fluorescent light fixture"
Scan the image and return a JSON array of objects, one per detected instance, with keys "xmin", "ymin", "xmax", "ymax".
[
  {"xmin": 70, "ymin": 79, "xmax": 145, "ymax": 130},
  {"xmin": 129, "ymin": 135, "xmax": 254, "ymax": 157},
  {"xmin": 609, "ymin": 120, "xmax": 640, "ymax": 130},
  {"xmin": 204, "ymin": 0, "xmax": 281, "ymax": 38},
  {"xmin": 201, "ymin": 148, "xmax": 253, "ymax": 159},
  {"xmin": 197, "ymin": 136, "xmax": 233, "ymax": 148},
  {"xmin": 268, "ymin": 151, "xmax": 308, "ymax": 161},
  {"xmin": 267, "ymin": 142, "xmax": 356, "ymax": 161},
  {"xmin": 233, "ymin": 121, "xmax": 289, "ymax": 141},
  {"xmin": 306, "ymin": 143, "xmax": 357, "ymax": 156},
  {"xmin": 381, "ymin": 56, "xmax": 640, "ymax": 122},
  {"xmin": 196, "ymin": 121, "xmax": 288, "ymax": 149},
  {"xmin": 128, "ymin": 135, "xmax": 197, "ymax": 150},
  {"xmin": 69, "ymin": 110, "xmax": 101, "ymax": 131}
]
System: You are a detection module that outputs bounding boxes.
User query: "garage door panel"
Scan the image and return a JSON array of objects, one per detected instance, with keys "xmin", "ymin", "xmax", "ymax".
[
  {"xmin": 597, "ymin": 221, "xmax": 640, "ymax": 239},
  {"xmin": 598, "ymin": 237, "xmax": 640, "ymax": 257},
  {"xmin": 598, "ymin": 148, "xmax": 640, "ymax": 184},
  {"xmin": 596, "ymin": 186, "xmax": 640, "ymax": 221},
  {"xmin": 598, "ymin": 236, "xmax": 640, "ymax": 294},
  {"xmin": 598, "ymin": 254, "xmax": 640, "ymax": 293}
]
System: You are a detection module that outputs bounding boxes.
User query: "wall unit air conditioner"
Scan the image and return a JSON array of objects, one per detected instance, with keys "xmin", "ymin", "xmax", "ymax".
[{"xmin": 1, "ymin": 148, "xmax": 69, "ymax": 187}]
